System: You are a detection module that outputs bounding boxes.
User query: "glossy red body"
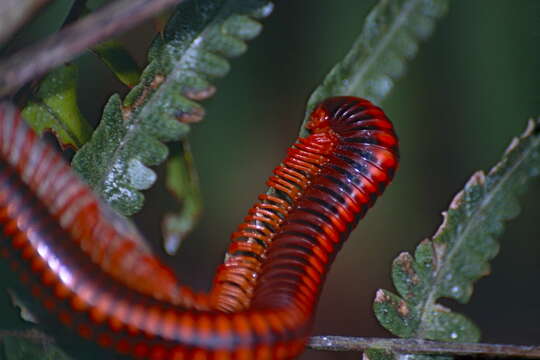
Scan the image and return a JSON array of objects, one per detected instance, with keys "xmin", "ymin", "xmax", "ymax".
[{"xmin": 0, "ymin": 97, "xmax": 398, "ymax": 359}]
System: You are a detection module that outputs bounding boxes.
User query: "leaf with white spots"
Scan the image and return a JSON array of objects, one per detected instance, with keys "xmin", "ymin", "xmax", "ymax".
[
  {"xmin": 72, "ymin": 0, "xmax": 273, "ymax": 215},
  {"xmin": 374, "ymin": 117, "xmax": 540, "ymax": 349}
]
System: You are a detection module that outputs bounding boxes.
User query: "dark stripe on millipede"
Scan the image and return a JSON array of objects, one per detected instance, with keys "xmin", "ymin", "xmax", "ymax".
[
  {"xmin": 229, "ymin": 250, "xmax": 264, "ymax": 263},
  {"xmin": 304, "ymin": 196, "xmax": 339, "ymax": 216},
  {"xmin": 342, "ymin": 136, "xmax": 382, "ymax": 145},
  {"xmin": 337, "ymin": 145, "xmax": 387, "ymax": 169},
  {"xmin": 342, "ymin": 112, "xmax": 372, "ymax": 124},
  {"xmin": 292, "ymin": 207, "xmax": 335, "ymax": 229},
  {"xmin": 323, "ymin": 168, "xmax": 376, "ymax": 202},
  {"xmin": 330, "ymin": 99, "xmax": 355, "ymax": 118},
  {"xmin": 311, "ymin": 184, "xmax": 346, "ymax": 206},
  {"xmin": 340, "ymin": 104, "xmax": 365, "ymax": 120}
]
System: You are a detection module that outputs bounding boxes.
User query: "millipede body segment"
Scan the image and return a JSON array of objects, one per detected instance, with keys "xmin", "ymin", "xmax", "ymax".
[
  {"xmin": 0, "ymin": 96, "xmax": 398, "ymax": 359},
  {"xmin": 211, "ymin": 124, "xmax": 340, "ymax": 312}
]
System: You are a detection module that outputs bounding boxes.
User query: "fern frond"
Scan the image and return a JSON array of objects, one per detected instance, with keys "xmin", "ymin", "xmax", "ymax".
[
  {"xmin": 300, "ymin": 0, "xmax": 448, "ymax": 135},
  {"xmin": 72, "ymin": 0, "xmax": 273, "ymax": 215},
  {"xmin": 374, "ymin": 118, "xmax": 540, "ymax": 352},
  {"xmin": 162, "ymin": 140, "xmax": 202, "ymax": 255},
  {"xmin": 2, "ymin": 336, "xmax": 71, "ymax": 360}
]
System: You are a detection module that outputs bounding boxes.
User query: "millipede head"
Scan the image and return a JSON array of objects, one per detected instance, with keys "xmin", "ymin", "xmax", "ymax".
[{"xmin": 306, "ymin": 104, "xmax": 332, "ymax": 133}]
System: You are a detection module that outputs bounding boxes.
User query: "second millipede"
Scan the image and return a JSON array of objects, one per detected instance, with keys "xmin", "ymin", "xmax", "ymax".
[{"xmin": 0, "ymin": 96, "xmax": 399, "ymax": 359}]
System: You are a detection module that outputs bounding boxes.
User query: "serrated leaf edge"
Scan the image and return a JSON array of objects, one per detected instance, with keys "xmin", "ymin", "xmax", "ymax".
[
  {"xmin": 376, "ymin": 117, "xmax": 540, "ymax": 343},
  {"xmin": 423, "ymin": 118, "xmax": 540, "ymax": 326},
  {"xmin": 73, "ymin": 1, "xmax": 272, "ymax": 215}
]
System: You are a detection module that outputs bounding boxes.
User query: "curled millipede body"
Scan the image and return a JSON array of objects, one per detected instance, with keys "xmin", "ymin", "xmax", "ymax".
[
  {"xmin": 0, "ymin": 104, "xmax": 210, "ymax": 310},
  {"xmin": 210, "ymin": 97, "xmax": 398, "ymax": 313},
  {"xmin": 211, "ymin": 131, "xmax": 339, "ymax": 312},
  {"xmin": 0, "ymin": 96, "xmax": 398, "ymax": 359}
]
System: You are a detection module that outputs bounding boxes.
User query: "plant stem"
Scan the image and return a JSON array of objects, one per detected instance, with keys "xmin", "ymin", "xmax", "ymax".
[
  {"xmin": 308, "ymin": 336, "xmax": 540, "ymax": 358},
  {"xmin": 0, "ymin": 0, "xmax": 184, "ymax": 97},
  {"xmin": 2, "ymin": 330, "xmax": 539, "ymax": 358}
]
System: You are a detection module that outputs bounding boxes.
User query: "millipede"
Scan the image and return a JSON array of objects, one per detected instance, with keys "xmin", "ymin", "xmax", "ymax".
[{"xmin": 0, "ymin": 96, "xmax": 398, "ymax": 360}]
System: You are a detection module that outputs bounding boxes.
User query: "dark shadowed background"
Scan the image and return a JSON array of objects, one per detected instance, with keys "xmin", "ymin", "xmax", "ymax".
[{"xmin": 4, "ymin": 1, "xmax": 540, "ymax": 359}]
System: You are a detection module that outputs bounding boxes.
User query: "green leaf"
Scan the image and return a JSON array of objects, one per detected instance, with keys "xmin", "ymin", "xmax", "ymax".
[
  {"xmin": 374, "ymin": 289, "xmax": 419, "ymax": 338},
  {"xmin": 93, "ymin": 40, "xmax": 141, "ymax": 87},
  {"xmin": 300, "ymin": 0, "xmax": 448, "ymax": 136},
  {"xmin": 374, "ymin": 117, "xmax": 540, "ymax": 347},
  {"xmin": 62, "ymin": 1, "xmax": 141, "ymax": 87},
  {"xmin": 364, "ymin": 348, "xmax": 397, "ymax": 360},
  {"xmin": 162, "ymin": 140, "xmax": 203, "ymax": 255},
  {"xmin": 365, "ymin": 349, "xmax": 450, "ymax": 360},
  {"xmin": 0, "ymin": 293, "xmax": 32, "ymax": 331},
  {"xmin": 72, "ymin": 0, "xmax": 273, "ymax": 216},
  {"xmin": 5, "ymin": 291, "xmax": 36, "ymax": 325},
  {"xmin": 21, "ymin": 64, "xmax": 92, "ymax": 149},
  {"xmin": 0, "ymin": 261, "xmax": 36, "ymax": 330},
  {"xmin": 2, "ymin": 336, "xmax": 70, "ymax": 360}
]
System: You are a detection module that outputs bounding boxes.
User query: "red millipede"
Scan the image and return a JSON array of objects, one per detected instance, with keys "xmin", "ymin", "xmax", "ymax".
[
  {"xmin": 211, "ymin": 122, "xmax": 341, "ymax": 312},
  {"xmin": 0, "ymin": 96, "xmax": 398, "ymax": 359}
]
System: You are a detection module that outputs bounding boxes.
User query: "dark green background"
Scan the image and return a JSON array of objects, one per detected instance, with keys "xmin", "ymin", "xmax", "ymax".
[{"xmin": 3, "ymin": 1, "xmax": 540, "ymax": 359}]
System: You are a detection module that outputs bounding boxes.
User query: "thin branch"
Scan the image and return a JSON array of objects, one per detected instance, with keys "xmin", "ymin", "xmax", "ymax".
[
  {"xmin": 0, "ymin": 0, "xmax": 54, "ymax": 46},
  {"xmin": 308, "ymin": 336, "xmax": 540, "ymax": 358},
  {"xmin": 62, "ymin": 0, "xmax": 90, "ymax": 28},
  {"xmin": 2, "ymin": 330, "xmax": 540, "ymax": 358},
  {"xmin": 0, "ymin": 0, "xmax": 184, "ymax": 97}
]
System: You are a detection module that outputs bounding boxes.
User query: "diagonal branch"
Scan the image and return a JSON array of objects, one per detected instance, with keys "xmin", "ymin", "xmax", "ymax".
[
  {"xmin": 0, "ymin": 0, "xmax": 54, "ymax": 45},
  {"xmin": 308, "ymin": 336, "xmax": 540, "ymax": 358},
  {"xmin": 3, "ymin": 330, "xmax": 539, "ymax": 359},
  {"xmin": 0, "ymin": 0, "xmax": 184, "ymax": 97}
]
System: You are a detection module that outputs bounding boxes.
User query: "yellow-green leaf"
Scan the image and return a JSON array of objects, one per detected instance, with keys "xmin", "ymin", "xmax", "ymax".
[
  {"xmin": 162, "ymin": 140, "xmax": 202, "ymax": 254},
  {"xmin": 22, "ymin": 64, "xmax": 92, "ymax": 149},
  {"xmin": 93, "ymin": 40, "xmax": 141, "ymax": 87}
]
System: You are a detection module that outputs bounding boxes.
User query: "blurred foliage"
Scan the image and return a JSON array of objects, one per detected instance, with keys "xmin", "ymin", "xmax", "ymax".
[
  {"xmin": 21, "ymin": 64, "xmax": 92, "ymax": 149},
  {"xmin": 1, "ymin": 336, "xmax": 70, "ymax": 360},
  {"xmin": 301, "ymin": 0, "xmax": 448, "ymax": 135},
  {"xmin": 62, "ymin": 1, "xmax": 142, "ymax": 87},
  {"xmin": 163, "ymin": 140, "xmax": 203, "ymax": 254}
]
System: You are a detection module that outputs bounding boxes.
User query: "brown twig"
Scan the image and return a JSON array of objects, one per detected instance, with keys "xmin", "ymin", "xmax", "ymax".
[
  {"xmin": 308, "ymin": 336, "xmax": 540, "ymax": 358},
  {"xmin": 2, "ymin": 330, "xmax": 539, "ymax": 358},
  {"xmin": 0, "ymin": 0, "xmax": 184, "ymax": 97},
  {"xmin": 0, "ymin": 0, "xmax": 54, "ymax": 46}
]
